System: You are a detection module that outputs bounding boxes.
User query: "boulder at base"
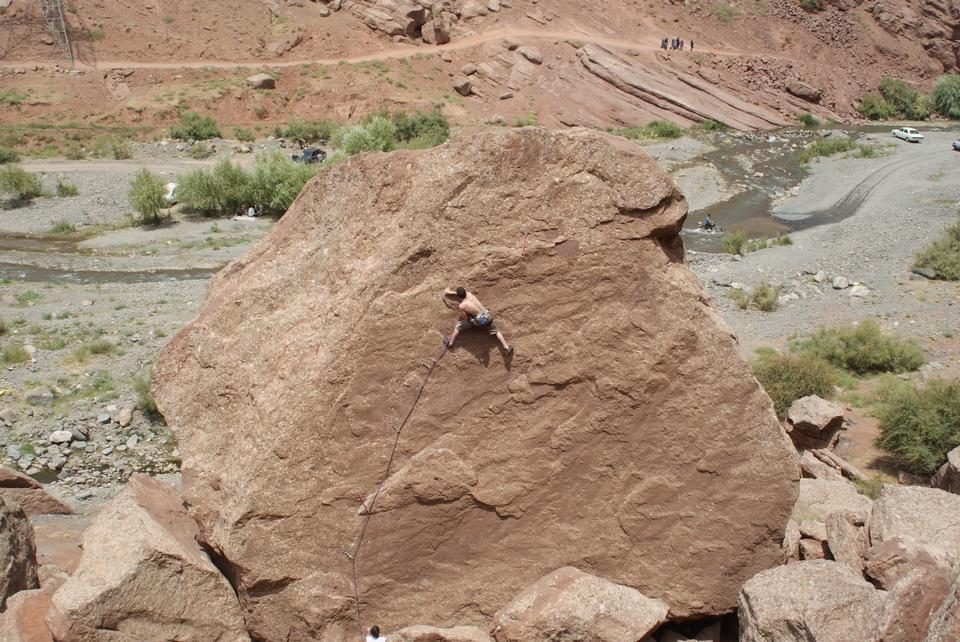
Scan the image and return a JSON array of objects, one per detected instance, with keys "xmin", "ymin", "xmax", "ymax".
[
  {"xmin": 869, "ymin": 485, "xmax": 960, "ymax": 570},
  {"xmin": 392, "ymin": 625, "xmax": 494, "ymax": 642},
  {"xmin": 46, "ymin": 475, "xmax": 249, "ymax": 642},
  {"xmin": 0, "ymin": 497, "xmax": 39, "ymax": 609},
  {"xmin": 492, "ymin": 567, "xmax": 668, "ymax": 642},
  {"xmin": 0, "ymin": 467, "xmax": 73, "ymax": 516},
  {"xmin": 738, "ymin": 560, "xmax": 885, "ymax": 642},
  {"xmin": 153, "ymin": 127, "xmax": 800, "ymax": 641}
]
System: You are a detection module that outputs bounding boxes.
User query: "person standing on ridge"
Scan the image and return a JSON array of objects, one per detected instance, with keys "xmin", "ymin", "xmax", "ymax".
[
  {"xmin": 366, "ymin": 625, "xmax": 386, "ymax": 642},
  {"xmin": 443, "ymin": 287, "xmax": 513, "ymax": 354}
]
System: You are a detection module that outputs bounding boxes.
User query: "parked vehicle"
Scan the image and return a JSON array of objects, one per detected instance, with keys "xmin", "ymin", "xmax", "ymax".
[
  {"xmin": 953, "ymin": 140, "xmax": 960, "ymax": 152},
  {"xmin": 892, "ymin": 127, "xmax": 924, "ymax": 143},
  {"xmin": 291, "ymin": 147, "xmax": 326, "ymax": 164}
]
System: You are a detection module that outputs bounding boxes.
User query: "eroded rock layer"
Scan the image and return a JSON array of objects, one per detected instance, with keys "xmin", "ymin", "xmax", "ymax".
[{"xmin": 154, "ymin": 127, "xmax": 799, "ymax": 641}]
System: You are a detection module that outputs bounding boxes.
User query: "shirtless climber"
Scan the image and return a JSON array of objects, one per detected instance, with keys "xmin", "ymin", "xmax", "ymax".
[{"xmin": 443, "ymin": 287, "xmax": 513, "ymax": 354}]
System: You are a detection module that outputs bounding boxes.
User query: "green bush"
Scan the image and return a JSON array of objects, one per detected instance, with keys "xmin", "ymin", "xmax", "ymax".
[
  {"xmin": 752, "ymin": 348, "xmax": 837, "ymax": 417},
  {"xmin": 797, "ymin": 112, "xmax": 820, "ymax": 127},
  {"xmin": 233, "ymin": 127, "xmax": 255, "ymax": 143},
  {"xmin": 514, "ymin": 113, "xmax": 540, "ymax": 127},
  {"xmin": 799, "ymin": 138, "xmax": 855, "ymax": 163},
  {"xmin": 0, "ymin": 318, "xmax": 7, "ymax": 336},
  {"xmin": 340, "ymin": 116, "xmax": 397, "ymax": 155},
  {"xmin": 751, "ymin": 281, "xmax": 780, "ymax": 312},
  {"xmin": 857, "ymin": 92, "xmax": 893, "ymax": 120},
  {"xmin": 853, "ymin": 476, "xmax": 885, "ymax": 499},
  {"xmin": 712, "ymin": 3, "xmax": 740, "ymax": 24},
  {"xmin": 55, "ymin": 180, "xmax": 78, "ymax": 197},
  {"xmin": 170, "ymin": 111, "xmax": 222, "ymax": 140},
  {"xmin": 187, "ymin": 143, "xmax": 214, "ymax": 159},
  {"xmin": 616, "ymin": 120, "xmax": 684, "ymax": 141},
  {"xmin": 273, "ymin": 119, "xmax": 340, "ymax": 142},
  {"xmin": 931, "ymin": 74, "xmax": 960, "ymax": 120},
  {"xmin": 695, "ymin": 120, "xmax": 728, "ymax": 132},
  {"xmin": 133, "ymin": 371, "xmax": 163, "ymax": 422},
  {"xmin": 0, "ymin": 164, "xmax": 42, "ymax": 206},
  {"xmin": 800, "ymin": 0, "xmax": 823, "ymax": 10},
  {"xmin": 128, "ymin": 168, "xmax": 168, "ymax": 224},
  {"xmin": 794, "ymin": 319, "xmax": 925, "ymax": 375},
  {"xmin": 177, "ymin": 159, "xmax": 250, "ymax": 216},
  {"xmin": 771, "ymin": 233, "xmax": 792, "ymax": 246},
  {"xmin": 875, "ymin": 378, "xmax": 960, "ymax": 475},
  {"xmin": 878, "ymin": 77, "xmax": 929, "ymax": 120},
  {"xmin": 722, "ymin": 230, "xmax": 747, "ymax": 254},
  {"xmin": 391, "ymin": 109, "xmax": 450, "ymax": 148},
  {"xmin": 246, "ymin": 151, "xmax": 317, "ymax": 217},
  {"xmin": 0, "ymin": 147, "xmax": 19, "ymax": 164},
  {"xmin": 1, "ymin": 344, "xmax": 30, "ymax": 364},
  {"xmin": 48, "ymin": 219, "xmax": 77, "ymax": 234},
  {"xmin": 914, "ymin": 221, "xmax": 960, "ymax": 280},
  {"xmin": 64, "ymin": 145, "xmax": 85, "ymax": 160},
  {"xmin": 110, "ymin": 138, "xmax": 132, "ymax": 160}
]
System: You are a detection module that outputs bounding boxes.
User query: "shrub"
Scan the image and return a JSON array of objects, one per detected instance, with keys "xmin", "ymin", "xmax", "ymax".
[
  {"xmin": 0, "ymin": 88, "xmax": 28, "ymax": 105},
  {"xmin": 340, "ymin": 116, "xmax": 397, "ymax": 155},
  {"xmin": 187, "ymin": 143, "xmax": 214, "ymax": 159},
  {"xmin": 86, "ymin": 338, "xmax": 115, "ymax": 355},
  {"xmin": 712, "ymin": 3, "xmax": 740, "ymax": 24},
  {"xmin": 751, "ymin": 281, "xmax": 780, "ymax": 311},
  {"xmin": 391, "ymin": 109, "xmax": 450, "ymax": 148},
  {"xmin": 64, "ymin": 145, "xmax": 85, "ymax": 160},
  {"xmin": 695, "ymin": 120, "xmax": 728, "ymax": 132},
  {"xmin": 797, "ymin": 112, "xmax": 820, "ymax": 127},
  {"xmin": 875, "ymin": 378, "xmax": 960, "ymax": 475},
  {"xmin": 55, "ymin": 180, "xmax": 78, "ymax": 197},
  {"xmin": 752, "ymin": 348, "xmax": 837, "ymax": 417},
  {"xmin": 800, "ymin": 0, "xmax": 822, "ymax": 10},
  {"xmin": 170, "ymin": 111, "xmax": 222, "ymax": 140},
  {"xmin": 233, "ymin": 127, "xmax": 255, "ymax": 143},
  {"xmin": 771, "ymin": 233, "xmax": 792, "ymax": 246},
  {"xmin": 799, "ymin": 138, "xmax": 855, "ymax": 163},
  {"xmin": 722, "ymin": 230, "xmax": 747, "ymax": 254},
  {"xmin": 857, "ymin": 92, "xmax": 893, "ymax": 120},
  {"xmin": 514, "ymin": 113, "xmax": 540, "ymax": 127},
  {"xmin": 877, "ymin": 77, "xmax": 929, "ymax": 120},
  {"xmin": 853, "ymin": 476, "xmax": 885, "ymax": 499},
  {"xmin": 49, "ymin": 219, "xmax": 77, "ymax": 234},
  {"xmin": 616, "ymin": 120, "xmax": 684, "ymax": 141},
  {"xmin": 794, "ymin": 319, "xmax": 924, "ymax": 375},
  {"xmin": 0, "ymin": 318, "xmax": 7, "ymax": 335},
  {"xmin": 931, "ymin": 74, "xmax": 960, "ymax": 120},
  {"xmin": 110, "ymin": 138, "xmax": 132, "ymax": 159},
  {"xmin": 246, "ymin": 151, "xmax": 317, "ymax": 217},
  {"xmin": 0, "ymin": 147, "xmax": 19, "ymax": 164},
  {"xmin": 1, "ymin": 344, "xmax": 30, "ymax": 364},
  {"xmin": 133, "ymin": 371, "xmax": 163, "ymax": 422},
  {"xmin": 177, "ymin": 159, "xmax": 250, "ymax": 216},
  {"xmin": 273, "ymin": 119, "xmax": 340, "ymax": 142},
  {"xmin": 0, "ymin": 164, "xmax": 42, "ymax": 206},
  {"xmin": 914, "ymin": 221, "xmax": 960, "ymax": 280},
  {"xmin": 128, "ymin": 168, "xmax": 168, "ymax": 224}
]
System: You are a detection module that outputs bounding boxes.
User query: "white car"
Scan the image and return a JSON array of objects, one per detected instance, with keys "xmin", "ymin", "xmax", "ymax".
[{"xmin": 892, "ymin": 127, "xmax": 924, "ymax": 143}]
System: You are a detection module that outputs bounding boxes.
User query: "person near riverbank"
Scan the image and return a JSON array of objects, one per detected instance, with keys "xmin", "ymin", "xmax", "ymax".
[
  {"xmin": 443, "ymin": 287, "xmax": 513, "ymax": 354},
  {"xmin": 366, "ymin": 625, "xmax": 386, "ymax": 642}
]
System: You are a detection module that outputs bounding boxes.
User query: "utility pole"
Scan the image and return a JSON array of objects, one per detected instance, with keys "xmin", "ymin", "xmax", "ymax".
[{"xmin": 35, "ymin": 0, "xmax": 74, "ymax": 68}]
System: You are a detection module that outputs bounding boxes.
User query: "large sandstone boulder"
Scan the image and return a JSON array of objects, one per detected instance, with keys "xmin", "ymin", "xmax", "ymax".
[
  {"xmin": 792, "ymin": 478, "xmax": 872, "ymax": 524},
  {"xmin": 864, "ymin": 536, "xmax": 951, "ymax": 590},
  {"xmin": 873, "ymin": 567, "xmax": 952, "ymax": 642},
  {"xmin": 924, "ymin": 573, "xmax": 960, "ymax": 642},
  {"xmin": 153, "ymin": 127, "xmax": 800, "ymax": 641},
  {"xmin": 0, "ymin": 567, "xmax": 67, "ymax": 641},
  {"xmin": 738, "ymin": 560, "xmax": 885, "ymax": 642},
  {"xmin": 0, "ymin": 468, "xmax": 72, "ymax": 516},
  {"xmin": 491, "ymin": 567, "xmax": 668, "ymax": 642},
  {"xmin": 47, "ymin": 475, "xmax": 249, "ymax": 642},
  {"xmin": 869, "ymin": 485, "xmax": 960, "ymax": 570},
  {"xmin": 0, "ymin": 497, "xmax": 39, "ymax": 609},
  {"xmin": 785, "ymin": 395, "xmax": 844, "ymax": 450},
  {"xmin": 392, "ymin": 625, "xmax": 494, "ymax": 642}
]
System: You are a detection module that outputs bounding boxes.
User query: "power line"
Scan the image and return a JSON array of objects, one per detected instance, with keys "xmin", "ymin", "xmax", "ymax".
[{"xmin": 35, "ymin": 0, "xmax": 73, "ymax": 67}]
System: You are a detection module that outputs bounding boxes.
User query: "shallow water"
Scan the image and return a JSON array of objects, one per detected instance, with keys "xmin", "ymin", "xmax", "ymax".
[{"xmin": 0, "ymin": 262, "xmax": 215, "ymax": 284}]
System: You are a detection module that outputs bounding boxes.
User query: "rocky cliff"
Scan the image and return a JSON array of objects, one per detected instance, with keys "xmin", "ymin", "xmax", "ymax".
[{"xmin": 153, "ymin": 127, "xmax": 800, "ymax": 641}]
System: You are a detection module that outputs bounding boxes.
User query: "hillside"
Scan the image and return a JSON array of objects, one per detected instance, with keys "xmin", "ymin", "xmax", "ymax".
[{"xmin": 0, "ymin": 0, "xmax": 957, "ymax": 130}]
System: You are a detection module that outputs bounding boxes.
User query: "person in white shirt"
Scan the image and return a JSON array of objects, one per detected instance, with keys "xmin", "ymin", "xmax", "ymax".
[{"xmin": 366, "ymin": 624, "xmax": 386, "ymax": 642}]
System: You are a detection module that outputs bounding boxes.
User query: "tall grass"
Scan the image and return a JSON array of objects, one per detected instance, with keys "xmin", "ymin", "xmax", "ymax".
[
  {"xmin": 914, "ymin": 221, "xmax": 960, "ymax": 280},
  {"xmin": 615, "ymin": 120, "xmax": 684, "ymax": 141}
]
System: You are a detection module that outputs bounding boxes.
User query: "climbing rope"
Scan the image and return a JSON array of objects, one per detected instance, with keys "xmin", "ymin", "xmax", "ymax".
[{"xmin": 347, "ymin": 339, "xmax": 449, "ymax": 633}]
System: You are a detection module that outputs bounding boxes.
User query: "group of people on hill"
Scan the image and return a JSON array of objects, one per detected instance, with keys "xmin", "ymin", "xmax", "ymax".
[{"xmin": 661, "ymin": 37, "xmax": 692, "ymax": 51}]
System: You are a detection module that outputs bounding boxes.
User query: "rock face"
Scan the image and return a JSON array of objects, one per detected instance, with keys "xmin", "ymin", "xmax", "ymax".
[
  {"xmin": 492, "ymin": 567, "xmax": 668, "ymax": 642},
  {"xmin": 924, "ymin": 573, "xmax": 960, "ymax": 642},
  {"xmin": 0, "ymin": 467, "xmax": 73, "ymax": 516},
  {"xmin": 0, "ymin": 497, "xmax": 39, "ymax": 609},
  {"xmin": 869, "ymin": 485, "xmax": 960, "ymax": 570},
  {"xmin": 785, "ymin": 395, "xmax": 844, "ymax": 450},
  {"xmin": 873, "ymin": 567, "xmax": 952, "ymax": 642},
  {"xmin": 738, "ymin": 560, "xmax": 885, "ymax": 642},
  {"xmin": 864, "ymin": 537, "xmax": 950, "ymax": 591},
  {"xmin": 47, "ymin": 475, "xmax": 249, "ymax": 642},
  {"xmin": 931, "ymin": 445, "xmax": 960, "ymax": 494},
  {"xmin": 0, "ymin": 568, "xmax": 67, "ymax": 642},
  {"xmin": 392, "ymin": 625, "xmax": 494, "ymax": 642},
  {"xmin": 153, "ymin": 127, "xmax": 800, "ymax": 641}
]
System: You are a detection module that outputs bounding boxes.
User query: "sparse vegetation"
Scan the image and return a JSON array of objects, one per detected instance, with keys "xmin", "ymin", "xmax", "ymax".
[
  {"xmin": 273, "ymin": 119, "xmax": 340, "ymax": 142},
  {"xmin": 514, "ymin": 113, "xmax": 540, "ymax": 127},
  {"xmin": 110, "ymin": 138, "xmax": 132, "ymax": 160},
  {"xmin": 1, "ymin": 344, "xmax": 30, "ymax": 364},
  {"xmin": 695, "ymin": 120, "xmax": 729, "ymax": 132},
  {"xmin": 133, "ymin": 371, "xmax": 163, "ymax": 422},
  {"xmin": 128, "ymin": 168, "xmax": 168, "ymax": 225},
  {"xmin": 0, "ymin": 147, "xmax": 19, "ymax": 164},
  {"xmin": 169, "ymin": 111, "xmax": 222, "ymax": 140},
  {"xmin": 752, "ymin": 348, "xmax": 837, "ymax": 416},
  {"xmin": 797, "ymin": 112, "xmax": 820, "ymax": 128},
  {"xmin": 798, "ymin": 138, "xmax": 856, "ymax": 164},
  {"xmin": 176, "ymin": 158, "xmax": 250, "ymax": 217},
  {"xmin": 615, "ymin": 120, "xmax": 685, "ymax": 141},
  {"xmin": 48, "ymin": 219, "xmax": 77, "ymax": 234},
  {"xmin": 793, "ymin": 319, "xmax": 925, "ymax": 375},
  {"xmin": 914, "ymin": 221, "xmax": 960, "ymax": 280},
  {"xmin": 187, "ymin": 143, "xmax": 214, "ymax": 159},
  {"xmin": 233, "ymin": 127, "xmax": 255, "ymax": 143},
  {"xmin": 853, "ymin": 476, "xmax": 885, "ymax": 499},
  {"xmin": 874, "ymin": 378, "xmax": 960, "ymax": 475},
  {"xmin": 339, "ymin": 116, "xmax": 398, "ymax": 155},
  {"xmin": 931, "ymin": 74, "xmax": 960, "ymax": 120},
  {"xmin": 723, "ymin": 230, "xmax": 748, "ymax": 255},
  {"xmin": 0, "ymin": 164, "xmax": 43, "ymax": 207},
  {"xmin": 0, "ymin": 88, "xmax": 28, "ymax": 106},
  {"xmin": 55, "ymin": 180, "xmax": 78, "ymax": 197},
  {"xmin": 799, "ymin": 0, "xmax": 823, "ymax": 11},
  {"xmin": 712, "ymin": 3, "xmax": 741, "ymax": 24},
  {"xmin": 728, "ymin": 281, "xmax": 781, "ymax": 312}
]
